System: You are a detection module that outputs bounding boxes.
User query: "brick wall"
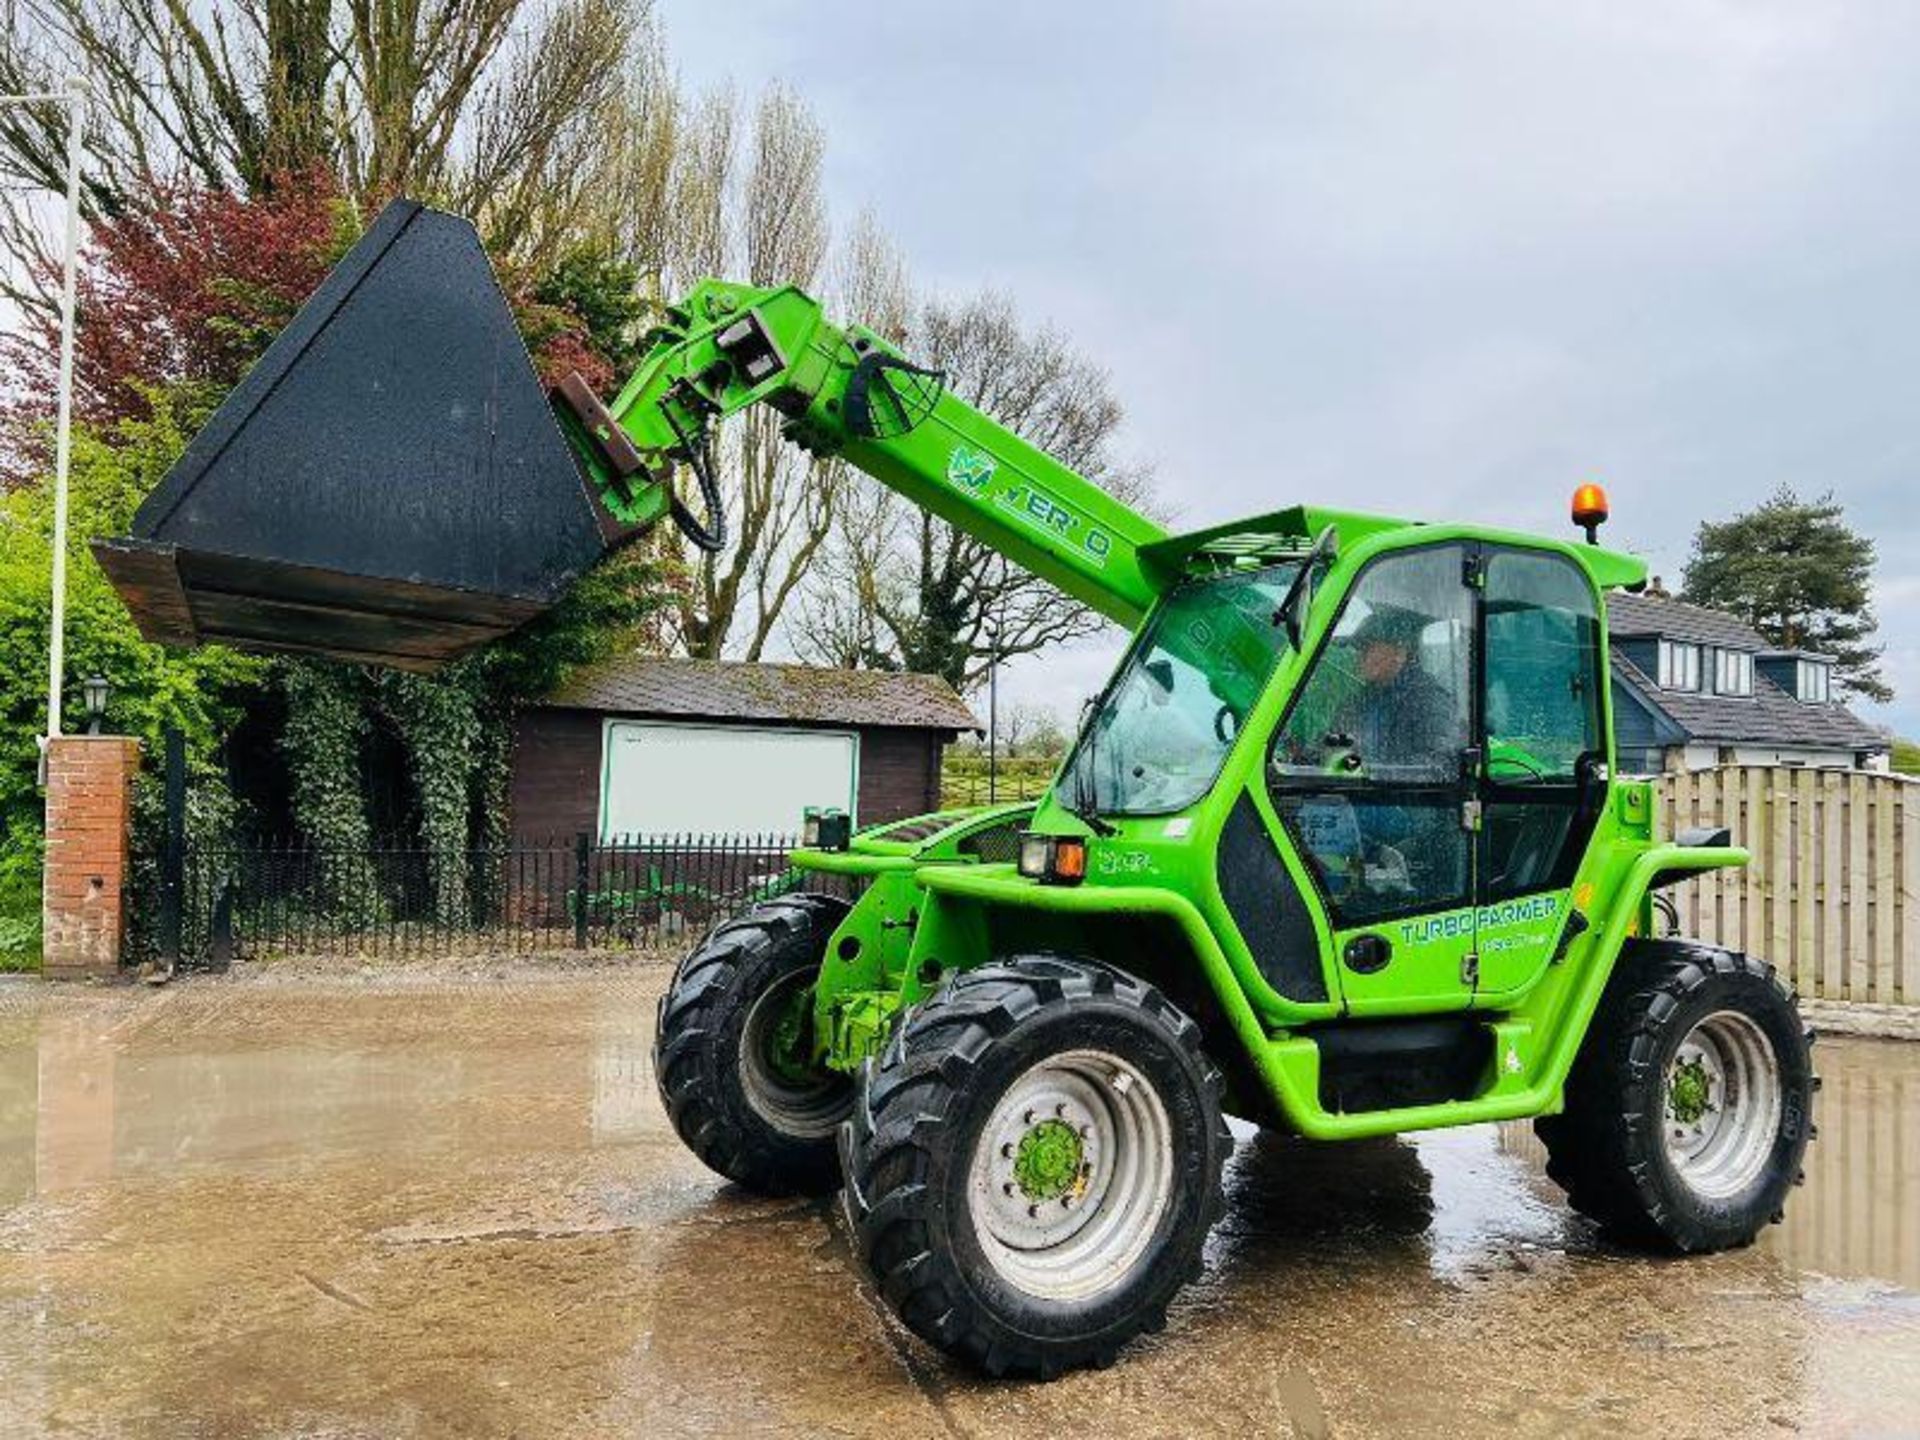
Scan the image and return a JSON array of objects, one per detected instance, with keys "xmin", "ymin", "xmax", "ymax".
[
  {"xmin": 853, "ymin": 727, "xmax": 947, "ymax": 823},
  {"xmin": 507, "ymin": 710, "xmax": 603, "ymax": 839},
  {"xmin": 41, "ymin": 736, "xmax": 140, "ymax": 980}
]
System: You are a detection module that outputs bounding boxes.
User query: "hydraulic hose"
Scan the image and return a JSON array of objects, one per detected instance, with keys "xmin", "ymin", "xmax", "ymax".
[{"xmin": 663, "ymin": 406, "xmax": 728, "ymax": 553}]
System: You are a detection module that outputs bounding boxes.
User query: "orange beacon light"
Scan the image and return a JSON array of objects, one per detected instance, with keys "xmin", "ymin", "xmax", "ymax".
[{"xmin": 1572, "ymin": 483, "xmax": 1610, "ymax": 545}]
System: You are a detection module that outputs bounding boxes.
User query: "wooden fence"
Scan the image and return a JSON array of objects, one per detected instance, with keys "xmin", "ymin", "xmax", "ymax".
[{"xmin": 1658, "ymin": 766, "xmax": 1919, "ymax": 1008}]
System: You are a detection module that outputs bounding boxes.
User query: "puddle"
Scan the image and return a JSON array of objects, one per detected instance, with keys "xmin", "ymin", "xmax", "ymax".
[{"xmin": 0, "ymin": 974, "xmax": 1914, "ymax": 1437}]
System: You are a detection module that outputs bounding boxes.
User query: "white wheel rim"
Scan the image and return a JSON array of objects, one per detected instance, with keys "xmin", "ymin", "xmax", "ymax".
[
  {"xmin": 966, "ymin": 1048, "xmax": 1176, "ymax": 1302},
  {"xmin": 737, "ymin": 970, "xmax": 847, "ymax": 1138},
  {"xmin": 1662, "ymin": 1009, "xmax": 1782, "ymax": 1201}
]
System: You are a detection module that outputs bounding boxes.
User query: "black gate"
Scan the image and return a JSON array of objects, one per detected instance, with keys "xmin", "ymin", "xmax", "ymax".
[{"xmin": 129, "ymin": 730, "xmax": 851, "ymax": 970}]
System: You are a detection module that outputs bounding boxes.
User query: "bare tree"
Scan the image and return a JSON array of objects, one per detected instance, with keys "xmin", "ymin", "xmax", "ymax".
[
  {"xmin": 0, "ymin": 0, "xmax": 650, "ymax": 311},
  {"xmin": 653, "ymin": 88, "xmax": 913, "ymax": 663},
  {"xmin": 790, "ymin": 290, "xmax": 1157, "ymax": 693}
]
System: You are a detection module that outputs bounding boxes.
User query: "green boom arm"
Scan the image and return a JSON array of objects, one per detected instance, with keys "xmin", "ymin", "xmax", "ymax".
[{"xmin": 552, "ymin": 280, "xmax": 1169, "ymax": 628}]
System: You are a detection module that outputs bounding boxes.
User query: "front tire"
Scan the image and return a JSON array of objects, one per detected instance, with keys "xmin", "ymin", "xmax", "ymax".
[
  {"xmin": 1536, "ymin": 939, "xmax": 1816, "ymax": 1252},
  {"xmin": 842, "ymin": 956, "xmax": 1231, "ymax": 1378},
  {"xmin": 654, "ymin": 894, "xmax": 852, "ymax": 1195}
]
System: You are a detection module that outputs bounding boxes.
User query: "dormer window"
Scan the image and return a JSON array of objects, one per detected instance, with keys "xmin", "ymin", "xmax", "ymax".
[
  {"xmin": 1798, "ymin": 659, "xmax": 1832, "ymax": 704},
  {"xmin": 1712, "ymin": 648, "xmax": 1753, "ymax": 697},
  {"xmin": 1658, "ymin": 640, "xmax": 1701, "ymax": 691}
]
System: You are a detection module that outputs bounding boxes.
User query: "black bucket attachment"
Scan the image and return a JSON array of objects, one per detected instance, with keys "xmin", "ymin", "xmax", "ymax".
[{"xmin": 95, "ymin": 199, "xmax": 621, "ymax": 671}]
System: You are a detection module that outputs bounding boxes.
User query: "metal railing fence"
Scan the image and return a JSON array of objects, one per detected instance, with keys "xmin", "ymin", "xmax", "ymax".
[{"xmin": 127, "ymin": 832, "xmax": 862, "ymax": 970}]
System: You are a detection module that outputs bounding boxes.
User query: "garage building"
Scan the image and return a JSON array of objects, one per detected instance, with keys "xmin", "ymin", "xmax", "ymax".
[{"xmin": 509, "ymin": 656, "xmax": 980, "ymax": 841}]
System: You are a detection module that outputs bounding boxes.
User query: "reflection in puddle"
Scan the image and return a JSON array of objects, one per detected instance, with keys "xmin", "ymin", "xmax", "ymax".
[
  {"xmin": 1494, "ymin": 1035, "xmax": 1920, "ymax": 1290},
  {"xmin": 1223, "ymin": 1036, "xmax": 1920, "ymax": 1294},
  {"xmin": 1414, "ymin": 1124, "xmax": 1573, "ymax": 1277},
  {"xmin": 0, "ymin": 990, "xmax": 617, "ymax": 1202},
  {"xmin": 1, "ymin": 992, "xmax": 1915, "ymax": 1293},
  {"xmin": 0, "ymin": 979, "xmax": 1915, "ymax": 1437}
]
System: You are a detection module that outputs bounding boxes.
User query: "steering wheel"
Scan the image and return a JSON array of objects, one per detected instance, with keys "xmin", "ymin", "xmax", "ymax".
[{"xmin": 1488, "ymin": 751, "xmax": 1548, "ymax": 783}]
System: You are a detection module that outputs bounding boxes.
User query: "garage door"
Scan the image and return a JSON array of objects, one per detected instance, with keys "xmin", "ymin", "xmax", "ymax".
[{"xmin": 599, "ymin": 721, "xmax": 859, "ymax": 839}]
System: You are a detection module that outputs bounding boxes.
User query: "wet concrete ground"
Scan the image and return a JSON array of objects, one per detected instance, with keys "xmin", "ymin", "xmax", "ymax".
[{"xmin": 0, "ymin": 964, "xmax": 1915, "ymax": 1439}]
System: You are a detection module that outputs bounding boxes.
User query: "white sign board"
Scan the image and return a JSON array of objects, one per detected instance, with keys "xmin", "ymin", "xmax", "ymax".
[{"xmin": 599, "ymin": 721, "xmax": 858, "ymax": 840}]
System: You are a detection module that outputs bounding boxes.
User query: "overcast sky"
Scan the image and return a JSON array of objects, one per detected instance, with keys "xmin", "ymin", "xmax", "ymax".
[{"xmin": 661, "ymin": 1, "xmax": 1920, "ymax": 738}]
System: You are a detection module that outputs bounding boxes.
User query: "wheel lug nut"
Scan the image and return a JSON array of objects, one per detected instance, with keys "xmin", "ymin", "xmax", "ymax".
[
  {"xmin": 1001, "ymin": 1143, "xmax": 1014, "ymax": 1158},
  {"xmin": 1055, "ymin": 1102, "xmax": 1068, "ymax": 1117},
  {"xmin": 1003, "ymin": 1183, "xmax": 1016, "ymax": 1197},
  {"xmin": 1027, "ymin": 1204, "xmax": 1041, "ymax": 1219},
  {"xmin": 1023, "ymin": 1109, "xmax": 1036, "ymax": 1124}
]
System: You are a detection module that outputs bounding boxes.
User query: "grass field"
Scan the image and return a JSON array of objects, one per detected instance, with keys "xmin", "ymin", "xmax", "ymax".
[{"xmin": 940, "ymin": 753, "xmax": 1056, "ymax": 809}]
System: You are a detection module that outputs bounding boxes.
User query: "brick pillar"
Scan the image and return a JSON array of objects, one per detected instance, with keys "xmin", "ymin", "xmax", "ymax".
[{"xmin": 41, "ymin": 735, "xmax": 141, "ymax": 980}]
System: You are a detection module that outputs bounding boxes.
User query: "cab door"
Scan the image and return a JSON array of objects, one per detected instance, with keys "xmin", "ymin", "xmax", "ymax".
[
  {"xmin": 1471, "ymin": 546, "xmax": 1607, "ymax": 998},
  {"xmin": 1267, "ymin": 544, "xmax": 1482, "ymax": 1014}
]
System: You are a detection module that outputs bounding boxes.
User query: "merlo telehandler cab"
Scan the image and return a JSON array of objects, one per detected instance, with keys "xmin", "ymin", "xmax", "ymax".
[{"xmin": 101, "ymin": 202, "xmax": 1815, "ymax": 1378}]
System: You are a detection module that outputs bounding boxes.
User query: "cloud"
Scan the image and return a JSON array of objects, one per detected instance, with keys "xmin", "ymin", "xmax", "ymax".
[{"xmin": 664, "ymin": 0, "xmax": 1920, "ymax": 737}]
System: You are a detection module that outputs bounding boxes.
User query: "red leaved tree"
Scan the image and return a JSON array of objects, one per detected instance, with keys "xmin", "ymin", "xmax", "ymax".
[
  {"xmin": 1, "ymin": 169, "xmax": 346, "ymax": 484},
  {"xmin": 2, "ymin": 167, "xmax": 628, "ymax": 487}
]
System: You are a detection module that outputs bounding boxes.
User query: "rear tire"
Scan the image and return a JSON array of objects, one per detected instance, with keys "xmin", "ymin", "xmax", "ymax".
[
  {"xmin": 1536, "ymin": 938, "xmax": 1816, "ymax": 1252},
  {"xmin": 841, "ymin": 955, "xmax": 1231, "ymax": 1378},
  {"xmin": 654, "ymin": 893, "xmax": 852, "ymax": 1196}
]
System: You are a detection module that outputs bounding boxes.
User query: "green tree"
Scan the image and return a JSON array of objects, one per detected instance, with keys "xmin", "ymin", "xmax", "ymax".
[
  {"xmin": 0, "ymin": 398, "xmax": 267, "ymax": 962},
  {"xmin": 1681, "ymin": 487, "xmax": 1890, "ymax": 703}
]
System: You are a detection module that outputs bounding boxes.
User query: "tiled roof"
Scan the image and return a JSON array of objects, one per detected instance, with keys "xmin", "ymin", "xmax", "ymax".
[
  {"xmin": 1610, "ymin": 656, "xmax": 1888, "ymax": 751},
  {"xmin": 544, "ymin": 656, "xmax": 981, "ymax": 732},
  {"xmin": 1606, "ymin": 590, "xmax": 1769, "ymax": 650}
]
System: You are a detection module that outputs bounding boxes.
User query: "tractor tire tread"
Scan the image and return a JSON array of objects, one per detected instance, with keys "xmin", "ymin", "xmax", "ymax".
[
  {"xmin": 842, "ymin": 952, "xmax": 1230, "ymax": 1379},
  {"xmin": 654, "ymin": 892, "xmax": 852, "ymax": 1196},
  {"xmin": 1534, "ymin": 937, "xmax": 1815, "ymax": 1253}
]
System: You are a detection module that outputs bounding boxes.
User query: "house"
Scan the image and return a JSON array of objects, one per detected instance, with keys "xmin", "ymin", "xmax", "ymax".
[
  {"xmin": 508, "ymin": 657, "xmax": 981, "ymax": 840},
  {"xmin": 1606, "ymin": 589, "xmax": 1890, "ymax": 775}
]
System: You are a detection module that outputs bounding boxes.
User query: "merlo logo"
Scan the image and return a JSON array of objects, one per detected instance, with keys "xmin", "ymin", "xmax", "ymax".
[{"xmin": 947, "ymin": 444, "xmax": 996, "ymax": 491}]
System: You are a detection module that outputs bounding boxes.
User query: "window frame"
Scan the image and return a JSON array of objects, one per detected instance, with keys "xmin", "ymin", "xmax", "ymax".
[
  {"xmin": 1265, "ymin": 540, "xmax": 1479, "ymax": 928},
  {"xmin": 1055, "ymin": 559, "xmax": 1304, "ymax": 818},
  {"xmin": 1798, "ymin": 660, "xmax": 1832, "ymax": 704},
  {"xmin": 1658, "ymin": 639, "xmax": 1702, "ymax": 692},
  {"xmin": 1478, "ymin": 546, "xmax": 1608, "ymax": 904},
  {"xmin": 1711, "ymin": 647, "xmax": 1753, "ymax": 698},
  {"xmin": 1265, "ymin": 538, "xmax": 1612, "ymax": 927}
]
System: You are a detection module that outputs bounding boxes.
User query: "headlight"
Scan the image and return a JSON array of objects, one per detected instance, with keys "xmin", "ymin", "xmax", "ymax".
[
  {"xmin": 1017, "ymin": 832, "xmax": 1088, "ymax": 885},
  {"xmin": 1018, "ymin": 833, "xmax": 1051, "ymax": 878}
]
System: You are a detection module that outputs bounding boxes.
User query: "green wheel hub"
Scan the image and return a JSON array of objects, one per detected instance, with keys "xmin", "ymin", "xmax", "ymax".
[
  {"xmin": 1668, "ymin": 1055, "xmax": 1713, "ymax": 1126},
  {"xmin": 764, "ymin": 981, "xmax": 819, "ymax": 1087},
  {"xmin": 1013, "ymin": 1117, "xmax": 1087, "ymax": 1201}
]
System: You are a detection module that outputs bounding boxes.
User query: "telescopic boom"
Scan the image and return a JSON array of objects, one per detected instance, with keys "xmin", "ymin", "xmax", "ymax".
[
  {"xmin": 96, "ymin": 202, "xmax": 1168, "ymax": 668},
  {"xmin": 553, "ymin": 279, "xmax": 1168, "ymax": 630}
]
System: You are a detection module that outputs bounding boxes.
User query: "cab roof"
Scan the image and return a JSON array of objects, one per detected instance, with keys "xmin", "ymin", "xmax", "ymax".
[{"xmin": 1139, "ymin": 505, "xmax": 1646, "ymax": 593}]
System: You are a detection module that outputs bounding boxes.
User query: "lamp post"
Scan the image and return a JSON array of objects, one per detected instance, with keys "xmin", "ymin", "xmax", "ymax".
[
  {"xmin": 4, "ymin": 77, "xmax": 89, "ymax": 755},
  {"xmin": 986, "ymin": 591, "xmax": 1004, "ymax": 804},
  {"xmin": 82, "ymin": 674, "xmax": 109, "ymax": 734}
]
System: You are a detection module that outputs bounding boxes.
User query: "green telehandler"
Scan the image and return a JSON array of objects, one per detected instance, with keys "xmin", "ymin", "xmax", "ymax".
[{"xmin": 101, "ymin": 202, "xmax": 1816, "ymax": 1379}]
